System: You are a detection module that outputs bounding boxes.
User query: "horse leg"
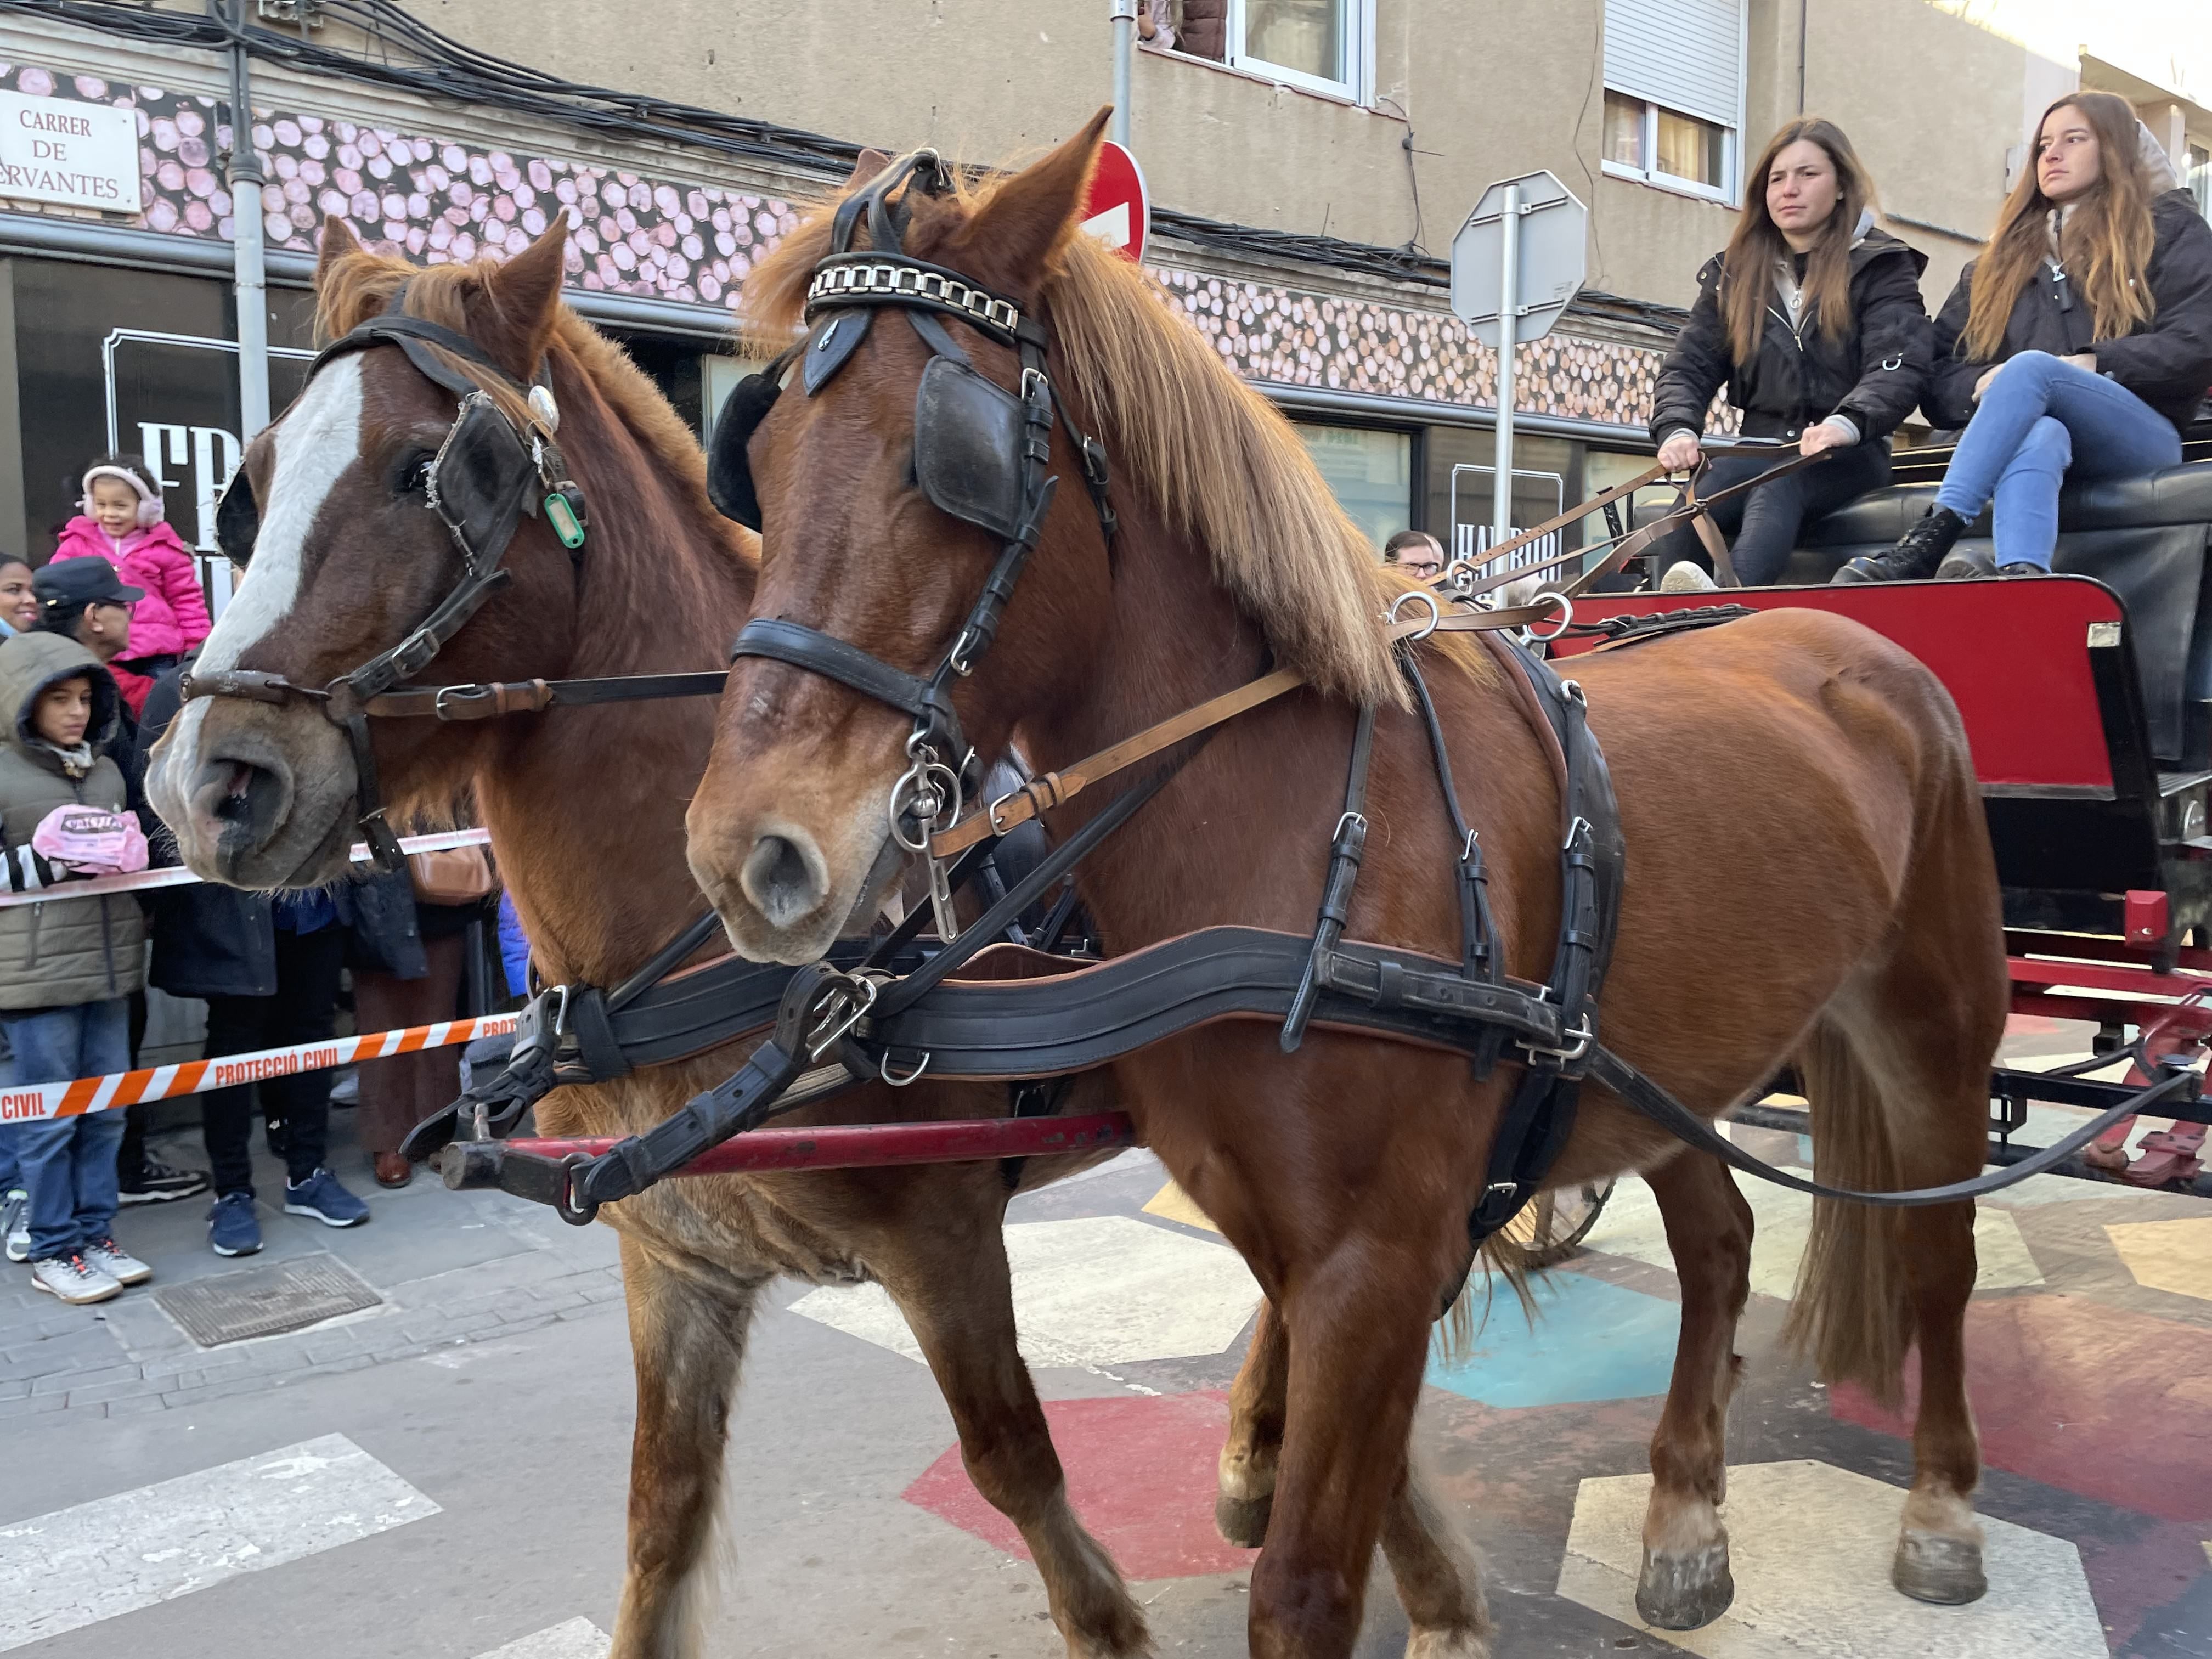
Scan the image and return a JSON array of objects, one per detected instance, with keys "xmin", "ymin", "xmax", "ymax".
[
  {"xmin": 1378, "ymin": 1450, "xmax": 1494, "ymax": 1658},
  {"xmin": 609, "ymin": 1234, "xmax": 765, "ymax": 1659},
  {"xmin": 1217, "ymin": 1295, "xmax": 1287, "ymax": 1547},
  {"xmin": 1633, "ymin": 1150, "xmax": 1754, "ymax": 1629},
  {"xmin": 1248, "ymin": 1248, "xmax": 1438, "ymax": 1659},
  {"xmin": 1230, "ymin": 1294, "xmax": 1492, "ymax": 1651},
  {"xmin": 875, "ymin": 1216, "xmax": 1150, "ymax": 1657}
]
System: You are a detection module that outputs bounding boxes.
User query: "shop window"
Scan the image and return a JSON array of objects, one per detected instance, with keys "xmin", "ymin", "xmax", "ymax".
[
  {"xmin": 2191, "ymin": 143, "xmax": 2211, "ymax": 221},
  {"xmin": 1425, "ymin": 430, "xmax": 1575, "ymax": 576},
  {"xmin": 1153, "ymin": 1, "xmax": 1374, "ymax": 103},
  {"xmin": 1294, "ymin": 421, "xmax": 1412, "ymax": 551},
  {"xmin": 1601, "ymin": 0, "xmax": 1744, "ymax": 202},
  {"xmin": 5, "ymin": 259, "xmax": 313, "ymax": 589}
]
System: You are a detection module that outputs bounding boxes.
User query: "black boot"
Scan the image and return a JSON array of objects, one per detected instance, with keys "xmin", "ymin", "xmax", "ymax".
[{"xmin": 1833, "ymin": 506, "xmax": 1967, "ymax": 584}]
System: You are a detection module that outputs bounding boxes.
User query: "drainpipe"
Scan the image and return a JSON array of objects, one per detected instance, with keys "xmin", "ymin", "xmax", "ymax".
[
  {"xmin": 1110, "ymin": 0, "xmax": 1135, "ymax": 148},
  {"xmin": 222, "ymin": 0, "xmax": 270, "ymax": 438}
]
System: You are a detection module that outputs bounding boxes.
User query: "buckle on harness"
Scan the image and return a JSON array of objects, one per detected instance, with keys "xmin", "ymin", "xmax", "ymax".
[
  {"xmin": 1471, "ymin": 1181, "xmax": 1525, "ymax": 1235},
  {"xmin": 1520, "ymin": 1016, "xmax": 1593, "ymax": 1068}
]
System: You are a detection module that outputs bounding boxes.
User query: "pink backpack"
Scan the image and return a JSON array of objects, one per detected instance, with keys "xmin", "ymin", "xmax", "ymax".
[{"xmin": 31, "ymin": 805, "xmax": 149, "ymax": 877}]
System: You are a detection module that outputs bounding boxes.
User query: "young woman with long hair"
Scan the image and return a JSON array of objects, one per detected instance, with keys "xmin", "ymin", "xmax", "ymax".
[
  {"xmin": 1844, "ymin": 91, "xmax": 2212, "ymax": 582},
  {"xmin": 1646, "ymin": 117, "xmax": 1932, "ymax": 590}
]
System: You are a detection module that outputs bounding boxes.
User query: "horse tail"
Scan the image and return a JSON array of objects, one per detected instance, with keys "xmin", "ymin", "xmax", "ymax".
[
  {"xmin": 1782, "ymin": 670, "xmax": 2003, "ymax": 1409},
  {"xmin": 1781, "ymin": 1018, "xmax": 1917, "ymax": 1403}
]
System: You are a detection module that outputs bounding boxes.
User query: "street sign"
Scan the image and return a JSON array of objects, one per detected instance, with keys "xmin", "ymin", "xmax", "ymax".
[
  {"xmin": 1081, "ymin": 139, "xmax": 1149, "ymax": 263},
  {"xmin": 1449, "ymin": 170, "xmax": 1588, "ymax": 545},
  {"xmin": 1450, "ymin": 170, "xmax": 1587, "ymax": 348}
]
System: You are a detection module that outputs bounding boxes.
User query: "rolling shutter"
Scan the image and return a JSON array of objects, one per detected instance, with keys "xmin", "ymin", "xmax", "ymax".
[{"xmin": 1604, "ymin": 0, "xmax": 1742, "ymax": 129}]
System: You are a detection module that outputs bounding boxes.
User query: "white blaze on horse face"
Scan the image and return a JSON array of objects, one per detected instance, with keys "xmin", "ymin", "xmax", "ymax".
[{"xmin": 195, "ymin": 354, "xmax": 367, "ymax": 674}]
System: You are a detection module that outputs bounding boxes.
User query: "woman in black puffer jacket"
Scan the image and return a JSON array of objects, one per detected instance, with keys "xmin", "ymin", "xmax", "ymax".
[
  {"xmin": 1646, "ymin": 117, "xmax": 1932, "ymax": 589},
  {"xmin": 1844, "ymin": 92, "xmax": 2212, "ymax": 582}
]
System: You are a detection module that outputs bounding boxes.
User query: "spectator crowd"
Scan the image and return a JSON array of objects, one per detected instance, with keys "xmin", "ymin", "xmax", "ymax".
[{"xmin": 0, "ymin": 457, "xmax": 516, "ymax": 1306}]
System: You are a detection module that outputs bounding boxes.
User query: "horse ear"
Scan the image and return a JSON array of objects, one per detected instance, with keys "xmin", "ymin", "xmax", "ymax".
[
  {"xmin": 476, "ymin": 217, "xmax": 570, "ymax": 379},
  {"xmin": 847, "ymin": 148, "xmax": 894, "ymax": 191},
  {"xmin": 952, "ymin": 108, "xmax": 1110, "ymax": 285},
  {"xmin": 315, "ymin": 216, "xmax": 362, "ymax": 289}
]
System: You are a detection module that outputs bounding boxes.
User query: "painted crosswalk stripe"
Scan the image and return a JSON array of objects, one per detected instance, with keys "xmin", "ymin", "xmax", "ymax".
[
  {"xmin": 0, "ymin": 1434, "xmax": 438, "ymax": 1651},
  {"xmin": 473, "ymin": 1617, "xmax": 611, "ymax": 1659}
]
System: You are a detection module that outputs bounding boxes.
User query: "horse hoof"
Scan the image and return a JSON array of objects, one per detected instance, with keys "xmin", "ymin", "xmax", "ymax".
[
  {"xmin": 1893, "ymin": 1531, "xmax": 1987, "ymax": 1605},
  {"xmin": 1635, "ymin": 1542, "xmax": 1734, "ymax": 1630},
  {"xmin": 1215, "ymin": 1489, "xmax": 1272, "ymax": 1548}
]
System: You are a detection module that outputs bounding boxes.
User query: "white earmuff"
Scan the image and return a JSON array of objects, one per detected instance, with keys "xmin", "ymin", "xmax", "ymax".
[{"xmin": 136, "ymin": 493, "xmax": 163, "ymax": 529}]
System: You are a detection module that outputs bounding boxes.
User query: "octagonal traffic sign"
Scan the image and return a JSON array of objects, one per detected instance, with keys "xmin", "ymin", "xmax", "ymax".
[{"xmin": 1451, "ymin": 170, "xmax": 1587, "ymax": 348}]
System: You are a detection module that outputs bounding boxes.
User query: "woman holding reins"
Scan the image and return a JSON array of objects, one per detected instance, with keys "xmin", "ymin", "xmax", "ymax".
[
  {"xmin": 1842, "ymin": 91, "xmax": 2212, "ymax": 582},
  {"xmin": 1646, "ymin": 117, "xmax": 1933, "ymax": 591}
]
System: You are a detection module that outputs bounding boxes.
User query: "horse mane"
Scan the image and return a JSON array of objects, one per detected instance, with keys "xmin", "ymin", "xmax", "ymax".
[
  {"xmin": 743, "ymin": 169, "xmax": 1481, "ymax": 707},
  {"xmin": 314, "ymin": 244, "xmax": 751, "ymax": 572}
]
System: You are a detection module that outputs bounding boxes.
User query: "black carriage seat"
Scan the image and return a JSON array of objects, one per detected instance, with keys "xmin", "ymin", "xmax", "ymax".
[{"xmin": 1786, "ymin": 443, "xmax": 2212, "ymax": 768}]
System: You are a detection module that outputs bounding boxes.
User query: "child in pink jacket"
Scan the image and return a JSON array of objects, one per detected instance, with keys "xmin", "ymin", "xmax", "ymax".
[{"xmin": 50, "ymin": 456, "xmax": 212, "ymax": 676}]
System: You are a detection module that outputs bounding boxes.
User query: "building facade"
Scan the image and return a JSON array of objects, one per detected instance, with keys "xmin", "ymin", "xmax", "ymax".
[{"xmin": 0, "ymin": 0, "xmax": 2204, "ymax": 596}]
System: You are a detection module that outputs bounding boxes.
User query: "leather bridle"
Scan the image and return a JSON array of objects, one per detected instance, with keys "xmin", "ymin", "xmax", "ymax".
[
  {"xmin": 714, "ymin": 150, "xmax": 1115, "ymax": 895},
  {"xmin": 184, "ymin": 297, "xmax": 721, "ymax": 871}
]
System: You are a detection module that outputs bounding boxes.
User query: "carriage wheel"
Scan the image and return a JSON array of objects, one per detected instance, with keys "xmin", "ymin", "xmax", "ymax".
[{"xmin": 1503, "ymin": 1178, "xmax": 1616, "ymax": 1267}]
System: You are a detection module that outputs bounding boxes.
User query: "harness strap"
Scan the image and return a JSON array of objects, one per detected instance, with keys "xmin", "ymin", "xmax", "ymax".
[
  {"xmin": 733, "ymin": 618, "xmax": 956, "ymax": 735},
  {"xmin": 1281, "ymin": 702, "xmax": 1377, "ymax": 1053},
  {"xmin": 364, "ymin": 672, "xmax": 730, "ymax": 721},
  {"xmin": 1398, "ymin": 648, "xmax": 1507, "ymax": 1081}
]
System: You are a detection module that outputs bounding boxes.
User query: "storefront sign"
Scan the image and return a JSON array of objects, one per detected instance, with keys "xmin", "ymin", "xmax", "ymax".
[{"xmin": 0, "ymin": 90, "xmax": 140, "ymax": 213}]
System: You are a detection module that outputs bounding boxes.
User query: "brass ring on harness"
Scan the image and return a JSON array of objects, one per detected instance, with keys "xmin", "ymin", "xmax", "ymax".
[
  {"xmin": 1525, "ymin": 591, "xmax": 1575, "ymax": 642},
  {"xmin": 1388, "ymin": 588, "xmax": 1441, "ymax": 640}
]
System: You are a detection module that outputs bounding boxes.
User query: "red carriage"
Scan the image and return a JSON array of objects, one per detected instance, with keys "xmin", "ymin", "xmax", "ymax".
[{"xmin": 1554, "ymin": 427, "xmax": 2212, "ymax": 1194}]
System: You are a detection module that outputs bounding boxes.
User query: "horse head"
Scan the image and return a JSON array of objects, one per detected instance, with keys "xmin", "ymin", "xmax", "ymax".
[{"xmin": 149, "ymin": 216, "xmax": 741, "ymax": 891}]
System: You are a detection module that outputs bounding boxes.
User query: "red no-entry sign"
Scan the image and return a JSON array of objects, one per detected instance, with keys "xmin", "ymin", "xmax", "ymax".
[{"xmin": 1082, "ymin": 139, "xmax": 1149, "ymax": 263}]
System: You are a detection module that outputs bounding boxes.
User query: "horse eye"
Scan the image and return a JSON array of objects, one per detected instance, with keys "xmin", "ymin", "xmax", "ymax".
[{"xmin": 390, "ymin": 448, "xmax": 436, "ymax": 498}]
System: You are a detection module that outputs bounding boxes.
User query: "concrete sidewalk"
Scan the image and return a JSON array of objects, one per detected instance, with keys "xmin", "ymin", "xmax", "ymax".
[{"xmin": 0, "ymin": 1119, "xmax": 623, "ymax": 1423}]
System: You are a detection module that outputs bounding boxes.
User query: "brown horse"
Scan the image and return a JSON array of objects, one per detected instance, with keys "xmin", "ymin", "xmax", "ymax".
[
  {"xmin": 144, "ymin": 219, "xmax": 1158, "ymax": 1659},
  {"xmin": 684, "ymin": 117, "xmax": 2008, "ymax": 1658}
]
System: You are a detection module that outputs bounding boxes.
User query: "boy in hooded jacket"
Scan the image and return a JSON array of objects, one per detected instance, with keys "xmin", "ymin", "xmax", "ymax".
[
  {"xmin": 0, "ymin": 633, "xmax": 150, "ymax": 1304},
  {"xmin": 49, "ymin": 455, "xmax": 211, "ymax": 677}
]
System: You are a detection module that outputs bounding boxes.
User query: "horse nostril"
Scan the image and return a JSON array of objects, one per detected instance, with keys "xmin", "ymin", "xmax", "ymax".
[{"xmin": 742, "ymin": 833, "xmax": 826, "ymax": 929}]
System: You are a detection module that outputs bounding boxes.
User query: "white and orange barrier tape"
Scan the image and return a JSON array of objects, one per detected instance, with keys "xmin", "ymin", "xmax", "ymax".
[
  {"xmin": 0, "ymin": 1011, "xmax": 518, "ymax": 1126},
  {"xmin": 0, "ymin": 827, "xmax": 492, "ymax": 910}
]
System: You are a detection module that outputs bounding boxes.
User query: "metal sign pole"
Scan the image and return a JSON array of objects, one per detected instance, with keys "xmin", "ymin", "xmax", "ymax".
[
  {"xmin": 1110, "ymin": 0, "xmax": 1136, "ymax": 148},
  {"xmin": 1490, "ymin": 181, "xmax": 1520, "ymax": 546}
]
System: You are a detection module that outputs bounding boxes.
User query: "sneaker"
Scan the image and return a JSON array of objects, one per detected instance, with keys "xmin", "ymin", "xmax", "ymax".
[
  {"xmin": 81, "ymin": 1235, "xmax": 151, "ymax": 1286},
  {"xmin": 2, "ymin": 1188, "xmax": 26, "ymax": 1264},
  {"xmin": 1834, "ymin": 505, "xmax": 1967, "ymax": 584},
  {"xmin": 117, "ymin": 1157, "xmax": 212, "ymax": 1206},
  {"xmin": 208, "ymin": 1190, "xmax": 263, "ymax": 1257},
  {"xmin": 1660, "ymin": 561, "xmax": 1719, "ymax": 594},
  {"xmin": 284, "ymin": 1169, "xmax": 369, "ymax": 1228},
  {"xmin": 329, "ymin": 1068, "xmax": 359, "ymax": 1107},
  {"xmin": 30, "ymin": 1254, "xmax": 121, "ymax": 1305},
  {"xmin": 1938, "ymin": 544, "xmax": 2046, "ymax": 579}
]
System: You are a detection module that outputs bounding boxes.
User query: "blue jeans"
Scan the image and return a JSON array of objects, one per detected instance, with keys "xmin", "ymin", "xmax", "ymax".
[
  {"xmin": 0, "ymin": 1002, "xmax": 131, "ymax": 1261},
  {"xmin": 1934, "ymin": 351, "xmax": 2182, "ymax": 570}
]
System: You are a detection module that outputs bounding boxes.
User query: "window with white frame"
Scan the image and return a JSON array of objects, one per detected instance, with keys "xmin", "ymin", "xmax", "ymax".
[
  {"xmin": 1166, "ymin": 1, "xmax": 1371, "ymax": 103},
  {"xmin": 1600, "ymin": 0, "xmax": 1745, "ymax": 202}
]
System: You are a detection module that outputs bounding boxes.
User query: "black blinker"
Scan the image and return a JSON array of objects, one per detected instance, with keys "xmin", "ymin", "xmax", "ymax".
[
  {"xmin": 215, "ymin": 470, "xmax": 259, "ymax": 567},
  {"xmin": 912, "ymin": 355, "xmax": 1028, "ymax": 543},
  {"xmin": 707, "ymin": 360, "xmax": 791, "ymax": 532}
]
